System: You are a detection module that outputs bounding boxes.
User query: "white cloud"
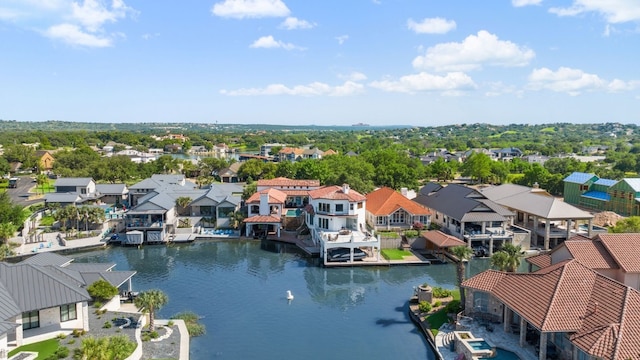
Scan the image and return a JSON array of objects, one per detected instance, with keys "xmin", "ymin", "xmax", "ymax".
[
  {"xmin": 71, "ymin": 0, "xmax": 133, "ymax": 32},
  {"xmin": 528, "ymin": 67, "xmax": 610, "ymax": 95},
  {"xmin": 0, "ymin": 0, "xmax": 135, "ymax": 47},
  {"xmin": 549, "ymin": 0, "xmax": 640, "ymax": 23},
  {"xmin": 220, "ymin": 81, "xmax": 364, "ymax": 96},
  {"xmin": 512, "ymin": 0, "xmax": 542, "ymax": 7},
  {"xmin": 407, "ymin": 17, "xmax": 456, "ymax": 34},
  {"xmin": 211, "ymin": 0, "xmax": 290, "ymax": 19},
  {"xmin": 369, "ymin": 72, "xmax": 477, "ymax": 94},
  {"xmin": 338, "ymin": 72, "xmax": 367, "ymax": 82},
  {"xmin": 45, "ymin": 23, "xmax": 112, "ymax": 47},
  {"xmin": 607, "ymin": 78, "xmax": 639, "ymax": 92},
  {"xmin": 249, "ymin": 35, "xmax": 300, "ymax": 50},
  {"xmin": 412, "ymin": 30, "xmax": 535, "ymax": 72},
  {"xmin": 279, "ymin": 16, "xmax": 314, "ymax": 30},
  {"xmin": 335, "ymin": 35, "xmax": 349, "ymax": 45}
]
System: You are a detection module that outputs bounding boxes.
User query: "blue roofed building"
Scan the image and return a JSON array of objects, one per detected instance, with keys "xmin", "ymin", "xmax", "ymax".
[{"xmin": 563, "ymin": 172, "xmax": 640, "ymax": 216}]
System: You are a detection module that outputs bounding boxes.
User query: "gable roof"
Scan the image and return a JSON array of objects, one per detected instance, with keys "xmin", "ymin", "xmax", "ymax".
[
  {"xmin": 564, "ymin": 172, "xmax": 597, "ymax": 184},
  {"xmin": 562, "ymin": 238, "xmax": 620, "ymax": 270},
  {"xmin": 480, "ymin": 184, "xmax": 593, "ymax": 220},
  {"xmin": 308, "ymin": 185, "xmax": 366, "ymax": 202},
  {"xmin": 95, "ymin": 183, "xmax": 128, "ymax": 195},
  {"xmin": 54, "ymin": 177, "xmax": 94, "ymax": 187},
  {"xmin": 21, "ymin": 252, "xmax": 73, "ymax": 267},
  {"xmin": 419, "ymin": 182, "xmax": 442, "ymax": 196},
  {"xmin": 463, "ymin": 260, "xmax": 640, "ymax": 360},
  {"xmin": 621, "ymin": 178, "xmax": 640, "ymax": 192},
  {"xmin": 0, "ymin": 281, "xmax": 21, "ymax": 323},
  {"xmin": 246, "ymin": 188, "xmax": 288, "ymax": 204},
  {"xmin": 413, "ymin": 184, "xmax": 512, "ymax": 222},
  {"xmin": 365, "ymin": 187, "xmax": 430, "ymax": 216},
  {"xmin": 421, "ymin": 230, "xmax": 466, "ymax": 248},
  {"xmin": 596, "ymin": 233, "xmax": 640, "ymax": 273}
]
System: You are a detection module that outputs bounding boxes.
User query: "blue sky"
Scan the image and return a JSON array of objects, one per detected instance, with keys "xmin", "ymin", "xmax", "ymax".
[{"xmin": 0, "ymin": 0, "xmax": 639, "ymax": 126}]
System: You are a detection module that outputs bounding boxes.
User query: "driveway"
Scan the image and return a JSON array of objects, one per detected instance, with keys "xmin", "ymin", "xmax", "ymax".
[{"xmin": 5, "ymin": 175, "xmax": 44, "ymax": 207}]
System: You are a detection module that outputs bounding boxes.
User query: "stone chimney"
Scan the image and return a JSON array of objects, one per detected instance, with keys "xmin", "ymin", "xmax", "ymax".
[
  {"xmin": 342, "ymin": 184, "xmax": 350, "ymax": 194},
  {"xmin": 401, "ymin": 187, "xmax": 408, "ymax": 197}
]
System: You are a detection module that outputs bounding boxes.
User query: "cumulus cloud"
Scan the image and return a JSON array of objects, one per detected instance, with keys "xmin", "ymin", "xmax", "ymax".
[
  {"xmin": 512, "ymin": 0, "xmax": 542, "ymax": 7},
  {"xmin": 279, "ymin": 16, "xmax": 314, "ymax": 30},
  {"xmin": 45, "ymin": 23, "xmax": 112, "ymax": 47},
  {"xmin": 369, "ymin": 72, "xmax": 477, "ymax": 94},
  {"xmin": 338, "ymin": 72, "xmax": 367, "ymax": 82},
  {"xmin": 220, "ymin": 81, "xmax": 364, "ymax": 96},
  {"xmin": 0, "ymin": 0, "xmax": 136, "ymax": 47},
  {"xmin": 412, "ymin": 30, "xmax": 535, "ymax": 72},
  {"xmin": 528, "ymin": 67, "xmax": 603, "ymax": 95},
  {"xmin": 212, "ymin": 0, "xmax": 290, "ymax": 19},
  {"xmin": 335, "ymin": 35, "xmax": 349, "ymax": 45},
  {"xmin": 549, "ymin": 0, "xmax": 640, "ymax": 23},
  {"xmin": 249, "ymin": 35, "xmax": 300, "ymax": 50},
  {"xmin": 407, "ymin": 17, "xmax": 456, "ymax": 34}
]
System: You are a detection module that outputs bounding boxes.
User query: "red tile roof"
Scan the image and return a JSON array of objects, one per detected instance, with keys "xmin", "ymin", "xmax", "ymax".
[
  {"xmin": 525, "ymin": 254, "xmax": 552, "ymax": 269},
  {"xmin": 596, "ymin": 233, "xmax": 640, "ymax": 273},
  {"xmin": 246, "ymin": 188, "xmax": 287, "ymax": 204},
  {"xmin": 421, "ymin": 230, "xmax": 466, "ymax": 248},
  {"xmin": 365, "ymin": 187, "xmax": 431, "ymax": 216},
  {"xmin": 257, "ymin": 177, "xmax": 320, "ymax": 188},
  {"xmin": 463, "ymin": 260, "xmax": 640, "ymax": 360},
  {"xmin": 243, "ymin": 215, "xmax": 281, "ymax": 223},
  {"xmin": 308, "ymin": 185, "xmax": 366, "ymax": 202},
  {"xmin": 563, "ymin": 238, "xmax": 620, "ymax": 270}
]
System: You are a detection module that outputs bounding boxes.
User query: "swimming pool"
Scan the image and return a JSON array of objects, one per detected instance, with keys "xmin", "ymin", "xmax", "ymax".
[
  {"xmin": 479, "ymin": 347, "xmax": 521, "ymax": 360},
  {"xmin": 286, "ymin": 209, "xmax": 301, "ymax": 216},
  {"xmin": 468, "ymin": 340, "xmax": 493, "ymax": 350}
]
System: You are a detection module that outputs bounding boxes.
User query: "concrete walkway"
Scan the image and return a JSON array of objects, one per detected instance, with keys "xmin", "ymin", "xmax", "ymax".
[{"xmin": 14, "ymin": 231, "xmax": 108, "ymax": 256}]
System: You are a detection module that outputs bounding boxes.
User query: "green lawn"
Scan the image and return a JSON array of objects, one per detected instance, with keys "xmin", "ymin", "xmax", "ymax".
[
  {"xmin": 425, "ymin": 290, "xmax": 460, "ymax": 336},
  {"xmin": 8, "ymin": 338, "xmax": 59, "ymax": 360},
  {"xmin": 381, "ymin": 248, "xmax": 412, "ymax": 260},
  {"xmin": 377, "ymin": 231, "xmax": 400, "ymax": 239},
  {"xmin": 540, "ymin": 127, "xmax": 556, "ymax": 133}
]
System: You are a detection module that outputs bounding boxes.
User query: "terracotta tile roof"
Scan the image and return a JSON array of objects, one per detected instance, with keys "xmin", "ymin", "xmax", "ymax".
[
  {"xmin": 365, "ymin": 187, "xmax": 431, "ymax": 216},
  {"xmin": 243, "ymin": 215, "xmax": 281, "ymax": 223},
  {"xmin": 463, "ymin": 260, "xmax": 640, "ymax": 359},
  {"xmin": 563, "ymin": 238, "xmax": 620, "ymax": 270},
  {"xmin": 246, "ymin": 188, "xmax": 287, "ymax": 204},
  {"xmin": 421, "ymin": 230, "xmax": 466, "ymax": 248},
  {"xmin": 279, "ymin": 189, "xmax": 312, "ymax": 196},
  {"xmin": 323, "ymin": 149, "xmax": 337, "ymax": 156},
  {"xmin": 257, "ymin": 177, "xmax": 320, "ymax": 188},
  {"xmin": 596, "ymin": 233, "xmax": 640, "ymax": 273},
  {"xmin": 308, "ymin": 185, "xmax": 366, "ymax": 202},
  {"xmin": 525, "ymin": 254, "xmax": 552, "ymax": 269},
  {"xmin": 279, "ymin": 147, "xmax": 305, "ymax": 155}
]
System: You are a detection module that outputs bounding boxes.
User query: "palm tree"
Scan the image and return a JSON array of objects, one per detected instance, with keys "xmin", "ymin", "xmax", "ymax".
[
  {"xmin": 134, "ymin": 289, "xmax": 169, "ymax": 332},
  {"xmin": 490, "ymin": 243, "xmax": 524, "ymax": 273},
  {"xmin": 175, "ymin": 196, "xmax": 191, "ymax": 216},
  {"xmin": 229, "ymin": 211, "xmax": 245, "ymax": 230},
  {"xmin": 450, "ymin": 245, "xmax": 473, "ymax": 312}
]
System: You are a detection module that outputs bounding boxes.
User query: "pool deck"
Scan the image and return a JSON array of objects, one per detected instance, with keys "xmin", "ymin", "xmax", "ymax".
[{"xmin": 435, "ymin": 320, "xmax": 538, "ymax": 360}]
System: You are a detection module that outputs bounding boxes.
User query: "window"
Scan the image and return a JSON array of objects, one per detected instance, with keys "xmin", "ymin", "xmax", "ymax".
[
  {"xmin": 391, "ymin": 211, "xmax": 405, "ymax": 224},
  {"xmin": 319, "ymin": 218, "xmax": 329, "ymax": 229},
  {"xmin": 250, "ymin": 205, "xmax": 259, "ymax": 214},
  {"xmin": 335, "ymin": 204, "xmax": 344, "ymax": 213},
  {"xmin": 61, "ymin": 304, "xmax": 77, "ymax": 322},
  {"xmin": 473, "ymin": 292, "xmax": 489, "ymax": 313},
  {"xmin": 357, "ymin": 202, "xmax": 363, "ymax": 209},
  {"xmin": 318, "ymin": 203, "xmax": 330, "ymax": 213},
  {"xmin": 580, "ymin": 184, "xmax": 588, "ymax": 191},
  {"xmin": 22, "ymin": 311, "xmax": 39, "ymax": 330},
  {"xmin": 218, "ymin": 207, "xmax": 235, "ymax": 218},
  {"xmin": 349, "ymin": 204, "xmax": 354, "ymax": 211},
  {"xmin": 376, "ymin": 216, "xmax": 386, "ymax": 225}
]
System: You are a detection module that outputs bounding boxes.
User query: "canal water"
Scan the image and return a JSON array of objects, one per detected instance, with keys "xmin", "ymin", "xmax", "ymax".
[{"xmin": 71, "ymin": 240, "xmax": 492, "ymax": 360}]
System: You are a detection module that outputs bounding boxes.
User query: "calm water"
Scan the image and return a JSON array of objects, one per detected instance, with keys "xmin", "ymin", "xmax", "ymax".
[{"xmin": 71, "ymin": 240, "xmax": 484, "ymax": 360}]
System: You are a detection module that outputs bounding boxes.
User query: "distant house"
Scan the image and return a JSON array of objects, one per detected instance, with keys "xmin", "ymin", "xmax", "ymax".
[
  {"xmin": 365, "ymin": 187, "xmax": 431, "ymax": 231},
  {"xmin": 0, "ymin": 253, "xmax": 135, "ymax": 353},
  {"xmin": 34, "ymin": 150, "xmax": 55, "ymax": 171},
  {"xmin": 491, "ymin": 147, "xmax": 523, "ymax": 160},
  {"xmin": 462, "ymin": 260, "xmax": 640, "ymax": 360},
  {"xmin": 218, "ymin": 162, "xmax": 242, "ymax": 183},
  {"xmin": 277, "ymin": 147, "xmax": 305, "ymax": 162},
  {"xmin": 563, "ymin": 172, "xmax": 640, "ymax": 216},
  {"xmin": 44, "ymin": 178, "xmax": 100, "ymax": 206},
  {"xmin": 302, "ymin": 148, "xmax": 324, "ymax": 160},
  {"xmin": 189, "ymin": 184, "xmax": 242, "ymax": 228},
  {"xmin": 260, "ymin": 143, "xmax": 286, "ymax": 158},
  {"xmin": 95, "ymin": 184, "xmax": 129, "ymax": 207}
]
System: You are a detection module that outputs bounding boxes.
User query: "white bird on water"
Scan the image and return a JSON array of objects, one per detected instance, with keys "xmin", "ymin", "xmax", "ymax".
[{"xmin": 286, "ymin": 290, "xmax": 294, "ymax": 301}]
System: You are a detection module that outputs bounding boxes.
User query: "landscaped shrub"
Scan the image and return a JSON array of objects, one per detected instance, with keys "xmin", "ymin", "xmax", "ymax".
[
  {"xmin": 103, "ymin": 321, "xmax": 112, "ymax": 329},
  {"xmin": 444, "ymin": 300, "xmax": 461, "ymax": 314},
  {"xmin": 54, "ymin": 346, "xmax": 69, "ymax": 359},
  {"xmin": 403, "ymin": 230, "xmax": 418, "ymax": 238},
  {"xmin": 418, "ymin": 301, "xmax": 432, "ymax": 313},
  {"xmin": 87, "ymin": 279, "xmax": 118, "ymax": 302},
  {"xmin": 171, "ymin": 311, "xmax": 206, "ymax": 337},
  {"xmin": 434, "ymin": 300, "xmax": 442, "ymax": 307},
  {"xmin": 432, "ymin": 286, "xmax": 453, "ymax": 298}
]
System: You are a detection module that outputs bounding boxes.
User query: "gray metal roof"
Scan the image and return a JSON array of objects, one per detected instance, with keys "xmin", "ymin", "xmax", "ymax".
[
  {"xmin": 481, "ymin": 184, "xmax": 593, "ymax": 220},
  {"xmin": 65, "ymin": 263, "xmax": 116, "ymax": 272},
  {"xmin": 129, "ymin": 178, "xmax": 161, "ymax": 190},
  {"xmin": 0, "ymin": 321, "xmax": 18, "ymax": 336},
  {"xmin": 0, "ymin": 281, "xmax": 20, "ymax": 322},
  {"xmin": 0, "ymin": 263, "xmax": 90, "ymax": 312},
  {"xmin": 80, "ymin": 271, "xmax": 136, "ymax": 288},
  {"xmin": 21, "ymin": 252, "xmax": 73, "ymax": 267},
  {"xmin": 413, "ymin": 184, "xmax": 511, "ymax": 222},
  {"xmin": 419, "ymin": 182, "xmax": 443, "ymax": 196},
  {"xmin": 44, "ymin": 192, "xmax": 82, "ymax": 203},
  {"xmin": 96, "ymin": 183, "xmax": 128, "ymax": 195},
  {"xmin": 54, "ymin": 177, "xmax": 94, "ymax": 187}
]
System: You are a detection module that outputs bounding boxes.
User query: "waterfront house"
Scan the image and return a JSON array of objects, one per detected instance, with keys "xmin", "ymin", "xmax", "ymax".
[
  {"xmin": 365, "ymin": 187, "xmax": 431, "ymax": 231},
  {"xmin": 95, "ymin": 183, "xmax": 129, "ymax": 207},
  {"xmin": 217, "ymin": 162, "xmax": 242, "ymax": 183},
  {"xmin": 462, "ymin": 259, "xmax": 640, "ymax": 360},
  {"xmin": 305, "ymin": 184, "xmax": 380, "ymax": 263},
  {"xmin": 563, "ymin": 172, "xmax": 640, "ymax": 217},
  {"xmin": 256, "ymin": 177, "xmax": 321, "ymax": 208},
  {"xmin": 189, "ymin": 184, "xmax": 242, "ymax": 228},
  {"xmin": 44, "ymin": 177, "xmax": 115, "ymax": 207},
  {"xmin": 527, "ymin": 233, "xmax": 640, "ymax": 290},
  {"xmin": 413, "ymin": 183, "xmax": 522, "ymax": 254},
  {"xmin": 480, "ymin": 184, "xmax": 600, "ymax": 250},
  {"xmin": 0, "ymin": 253, "xmax": 135, "ymax": 354},
  {"xmin": 243, "ymin": 188, "xmax": 287, "ymax": 238}
]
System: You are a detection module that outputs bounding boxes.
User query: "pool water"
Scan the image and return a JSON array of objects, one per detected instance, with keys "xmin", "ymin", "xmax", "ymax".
[
  {"xmin": 479, "ymin": 348, "xmax": 522, "ymax": 360},
  {"xmin": 286, "ymin": 209, "xmax": 301, "ymax": 216},
  {"xmin": 468, "ymin": 340, "xmax": 493, "ymax": 350}
]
